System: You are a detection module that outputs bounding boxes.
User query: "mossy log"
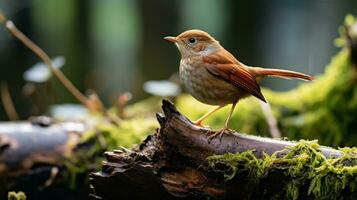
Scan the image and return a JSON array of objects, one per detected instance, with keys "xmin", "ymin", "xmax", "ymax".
[
  {"xmin": 0, "ymin": 117, "xmax": 90, "ymax": 200},
  {"xmin": 89, "ymin": 100, "xmax": 356, "ymax": 200}
]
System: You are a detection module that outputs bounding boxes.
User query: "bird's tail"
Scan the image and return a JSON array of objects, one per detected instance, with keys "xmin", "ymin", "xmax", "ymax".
[{"xmin": 252, "ymin": 67, "xmax": 314, "ymax": 81}]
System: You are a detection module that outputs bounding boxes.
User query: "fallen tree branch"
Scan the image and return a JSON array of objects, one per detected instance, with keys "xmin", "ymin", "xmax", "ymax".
[
  {"xmin": 89, "ymin": 100, "xmax": 345, "ymax": 200},
  {"xmin": 0, "ymin": 117, "xmax": 91, "ymax": 199},
  {"xmin": 0, "ymin": 118, "xmax": 85, "ymax": 176}
]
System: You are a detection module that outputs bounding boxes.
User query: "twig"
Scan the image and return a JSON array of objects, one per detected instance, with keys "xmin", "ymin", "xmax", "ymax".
[
  {"xmin": 0, "ymin": 82, "xmax": 19, "ymax": 120},
  {"xmin": 259, "ymin": 101, "xmax": 281, "ymax": 138},
  {"xmin": 0, "ymin": 11, "xmax": 88, "ymax": 106}
]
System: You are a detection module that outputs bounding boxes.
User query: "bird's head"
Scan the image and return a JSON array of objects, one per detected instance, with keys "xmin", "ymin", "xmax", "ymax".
[{"xmin": 164, "ymin": 29, "xmax": 221, "ymax": 58}]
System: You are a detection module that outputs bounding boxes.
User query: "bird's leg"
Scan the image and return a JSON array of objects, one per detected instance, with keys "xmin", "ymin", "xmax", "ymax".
[
  {"xmin": 193, "ymin": 105, "xmax": 224, "ymax": 127},
  {"xmin": 208, "ymin": 101, "xmax": 237, "ymax": 141}
]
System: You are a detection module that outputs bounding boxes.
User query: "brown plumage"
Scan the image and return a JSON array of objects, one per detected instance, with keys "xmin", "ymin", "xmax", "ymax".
[{"xmin": 164, "ymin": 29, "xmax": 313, "ymax": 140}]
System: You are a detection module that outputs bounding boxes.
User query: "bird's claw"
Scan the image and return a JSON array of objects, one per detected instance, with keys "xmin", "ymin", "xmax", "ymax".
[{"xmin": 207, "ymin": 128, "xmax": 229, "ymax": 143}]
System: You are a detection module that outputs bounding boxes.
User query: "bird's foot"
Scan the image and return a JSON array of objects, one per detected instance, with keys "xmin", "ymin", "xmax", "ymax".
[
  {"xmin": 208, "ymin": 127, "xmax": 230, "ymax": 143},
  {"xmin": 193, "ymin": 120, "xmax": 210, "ymax": 129}
]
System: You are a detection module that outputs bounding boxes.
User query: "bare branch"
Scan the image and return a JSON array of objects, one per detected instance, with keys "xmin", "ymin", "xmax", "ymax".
[{"xmin": 0, "ymin": 11, "xmax": 89, "ymax": 106}]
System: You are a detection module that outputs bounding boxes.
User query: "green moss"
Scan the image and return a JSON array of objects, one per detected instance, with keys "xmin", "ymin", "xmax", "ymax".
[
  {"xmin": 207, "ymin": 140, "xmax": 357, "ymax": 199},
  {"xmin": 207, "ymin": 150, "xmax": 269, "ymax": 181},
  {"xmin": 7, "ymin": 191, "xmax": 26, "ymax": 200},
  {"xmin": 82, "ymin": 117, "xmax": 157, "ymax": 149},
  {"xmin": 63, "ymin": 106, "xmax": 158, "ymax": 188}
]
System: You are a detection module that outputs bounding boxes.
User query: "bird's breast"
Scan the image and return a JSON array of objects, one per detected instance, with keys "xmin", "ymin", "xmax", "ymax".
[{"xmin": 179, "ymin": 58, "xmax": 245, "ymax": 105}]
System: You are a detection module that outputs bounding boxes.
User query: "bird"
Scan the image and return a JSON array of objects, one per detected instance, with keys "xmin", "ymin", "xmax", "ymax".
[{"xmin": 164, "ymin": 29, "xmax": 313, "ymax": 140}]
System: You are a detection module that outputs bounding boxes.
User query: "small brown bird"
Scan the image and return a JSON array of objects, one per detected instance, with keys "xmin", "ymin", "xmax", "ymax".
[{"xmin": 164, "ymin": 30, "xmax": 313, "ymax": 139}]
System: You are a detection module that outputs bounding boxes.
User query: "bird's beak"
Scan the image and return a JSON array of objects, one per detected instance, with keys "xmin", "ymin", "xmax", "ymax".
[{"xmin": 164, "ymin": 36, "xmax": 178, "ymax": 43}]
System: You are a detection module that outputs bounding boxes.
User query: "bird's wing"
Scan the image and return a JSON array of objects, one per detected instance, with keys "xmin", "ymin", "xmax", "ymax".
[{"xmin": 203, "ymin": 49, "xmax": 266, "ymax": 102}]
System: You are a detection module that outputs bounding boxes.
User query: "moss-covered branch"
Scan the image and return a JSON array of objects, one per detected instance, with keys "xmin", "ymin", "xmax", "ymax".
[
  {"xmin": 90, "ymin": 100, "xmax": 357, "ymax": 200},
  {"xmin": 208, "ymin": 142, "xmax": 357, "ymax": 200}
]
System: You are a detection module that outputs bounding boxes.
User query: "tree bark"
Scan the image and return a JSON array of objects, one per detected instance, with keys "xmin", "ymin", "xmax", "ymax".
[{"xmin": 89, "ymin": 100, "xmax": 341, "ymax": 200}]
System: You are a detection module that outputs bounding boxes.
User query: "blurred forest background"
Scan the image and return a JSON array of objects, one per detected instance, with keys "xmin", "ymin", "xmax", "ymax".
[{"xmin": 0, "ymin": 0, "xmax": 357, "ymax": 120}]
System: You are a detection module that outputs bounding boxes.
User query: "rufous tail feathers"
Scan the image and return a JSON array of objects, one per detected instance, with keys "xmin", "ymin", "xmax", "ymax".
[{"xmin": 252, "ymin": 67, "xmax": 314, "ymax": 81}]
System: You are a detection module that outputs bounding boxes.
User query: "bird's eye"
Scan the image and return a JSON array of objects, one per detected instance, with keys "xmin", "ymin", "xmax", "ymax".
[{"xmin": 188, "ymin": 37, "xmax": 196, "ymax": 44}]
